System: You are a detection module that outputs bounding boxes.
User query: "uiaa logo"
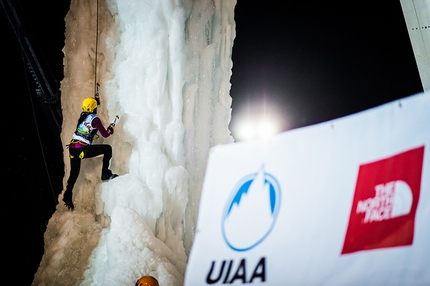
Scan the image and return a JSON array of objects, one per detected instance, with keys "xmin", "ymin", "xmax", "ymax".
[{"xmin": 221, "ymin": 166, "xmax": 281, "ymax": 251}]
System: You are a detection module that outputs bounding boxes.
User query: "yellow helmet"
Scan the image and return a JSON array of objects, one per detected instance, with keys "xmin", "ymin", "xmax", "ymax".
[
  {"xmin": 135, "ymin": 276, "xmax": 159, "ymax": 286},
  {"xmin": 82, "ymin": 97, "xmax": 98, "ymax": 112}
]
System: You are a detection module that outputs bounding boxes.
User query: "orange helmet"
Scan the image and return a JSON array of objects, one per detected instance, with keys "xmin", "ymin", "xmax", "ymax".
[{"xmin": 135, "ymin": 275, "xmax": 159, "ymax": 286}]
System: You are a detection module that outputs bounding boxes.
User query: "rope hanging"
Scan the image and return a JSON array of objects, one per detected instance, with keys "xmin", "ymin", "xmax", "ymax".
[{"xmin": 94, "ymin": 0, "xmax": 99, "ymax": 93}]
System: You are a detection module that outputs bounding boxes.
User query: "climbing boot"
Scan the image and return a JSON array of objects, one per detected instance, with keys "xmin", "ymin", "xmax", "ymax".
[{"xmin": 102, "ymin": 170, "xmax": 118, "ymax": 181}]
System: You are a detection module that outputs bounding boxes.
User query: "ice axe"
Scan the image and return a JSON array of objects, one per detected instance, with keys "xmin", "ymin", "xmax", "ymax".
[
  {"xmin": 111, "ymin": 115, "xmax": 119, "ymax": 126},
  {"xmin": 107, "ymin": 115, "xmax": 119, "ymax": 135}
]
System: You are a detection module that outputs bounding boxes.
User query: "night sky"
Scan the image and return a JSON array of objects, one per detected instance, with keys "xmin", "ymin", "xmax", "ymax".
[
  {"xmin": 1, "ymin": 0, "xmax": 423, "ymax": 284},
  {"xmin": 230, "ymin": 1, "xmax": 422, "ymax": 135}
]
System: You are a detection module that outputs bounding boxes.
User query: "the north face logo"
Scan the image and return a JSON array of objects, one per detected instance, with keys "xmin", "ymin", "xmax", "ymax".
[
  {"xmin": 342, "ymin": 146, "xmax": 425, "ymax": 254},
  {"xmin": 355, "ymin": 180, "xmax": 412, "ymax": 223}
]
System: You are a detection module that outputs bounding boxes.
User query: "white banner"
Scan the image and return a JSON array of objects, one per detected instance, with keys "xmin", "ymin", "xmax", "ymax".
[{"xmin": 185, "ymin": 92, "xmax": 430, "ymax": 285}]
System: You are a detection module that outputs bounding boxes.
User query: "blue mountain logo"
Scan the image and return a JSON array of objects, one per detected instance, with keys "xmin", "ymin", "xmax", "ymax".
[{"xmin": 221, "ymin": 167, "xmax": 281, "ymax": 251}]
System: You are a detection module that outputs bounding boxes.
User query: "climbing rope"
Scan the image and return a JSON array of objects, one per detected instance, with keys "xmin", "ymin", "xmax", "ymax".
[{"xmin": 94, "ymin": 0, "xmax": 99, "ymax": 94}]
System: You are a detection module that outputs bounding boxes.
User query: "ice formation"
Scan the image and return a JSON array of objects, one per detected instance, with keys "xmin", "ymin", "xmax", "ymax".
[{"xmin": 33, "ymin": 0, "xmax": 236, "ymax": 285}]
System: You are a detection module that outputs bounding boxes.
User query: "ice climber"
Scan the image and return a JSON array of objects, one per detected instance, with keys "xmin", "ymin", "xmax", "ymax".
[{"xmin": 62, "ymin": 95, "xmax": 117, "ymax": 210}]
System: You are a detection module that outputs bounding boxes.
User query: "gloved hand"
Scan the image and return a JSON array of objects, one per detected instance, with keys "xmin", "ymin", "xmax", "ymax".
[{"xmin": 107, "ymin": 124, "xmax": 115, "ymax": 134}]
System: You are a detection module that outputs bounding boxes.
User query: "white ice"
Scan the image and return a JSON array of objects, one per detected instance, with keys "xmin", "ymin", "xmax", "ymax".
[{"xmin": 32, "ymin": 0, "xmax": 236, "ymax": 285}]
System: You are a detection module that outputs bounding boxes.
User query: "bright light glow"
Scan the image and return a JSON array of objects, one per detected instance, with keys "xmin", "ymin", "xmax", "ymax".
[
  {"xmin": 257, "ymin": 119, "xmax": 277, "ymax": 139},
  {"xmin": 231, "ymin": 95, "xmax": 288, "ymax": 141},
  {"xmin": 240, "ymin": 123, "xmax": 256, "ymax": 140},
  {"xmin": 236, "ymin": 117, "xmax": 279, "ymax": 141}
]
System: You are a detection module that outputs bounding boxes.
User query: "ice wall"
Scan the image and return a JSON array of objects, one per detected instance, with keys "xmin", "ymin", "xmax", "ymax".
[{"xmin": 33, "ymin": 0, "xmax": 235, "ymax": 285}]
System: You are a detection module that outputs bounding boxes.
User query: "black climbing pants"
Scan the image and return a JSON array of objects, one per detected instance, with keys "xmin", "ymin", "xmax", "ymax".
[{"xmin": 63, "ymin": 144, "xmax": 112, "ymax": 201}]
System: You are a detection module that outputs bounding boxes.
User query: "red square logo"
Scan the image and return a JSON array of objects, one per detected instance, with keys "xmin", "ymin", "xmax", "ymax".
[{"xmin": 342, "ymin": 146, "xmax": 425, "ymax": 255}]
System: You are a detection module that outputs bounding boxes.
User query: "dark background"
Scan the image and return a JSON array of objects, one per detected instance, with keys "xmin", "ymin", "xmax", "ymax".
[
  {"xmin": 1, "ymin": 1, "xmax": 68, "ymax": 284},
  {"xmin": 229, "ymin": 1, "xmax": 422, "ymax": 134},
  {"xmin": 1, "ymin": 0, "xmax": 423, "ymax": 284}
]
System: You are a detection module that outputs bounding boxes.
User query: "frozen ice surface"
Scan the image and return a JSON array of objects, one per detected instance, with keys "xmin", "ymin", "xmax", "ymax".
[{"xmin": 32, "ymin": 0, "xmax": 235, "ymax": 285}]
